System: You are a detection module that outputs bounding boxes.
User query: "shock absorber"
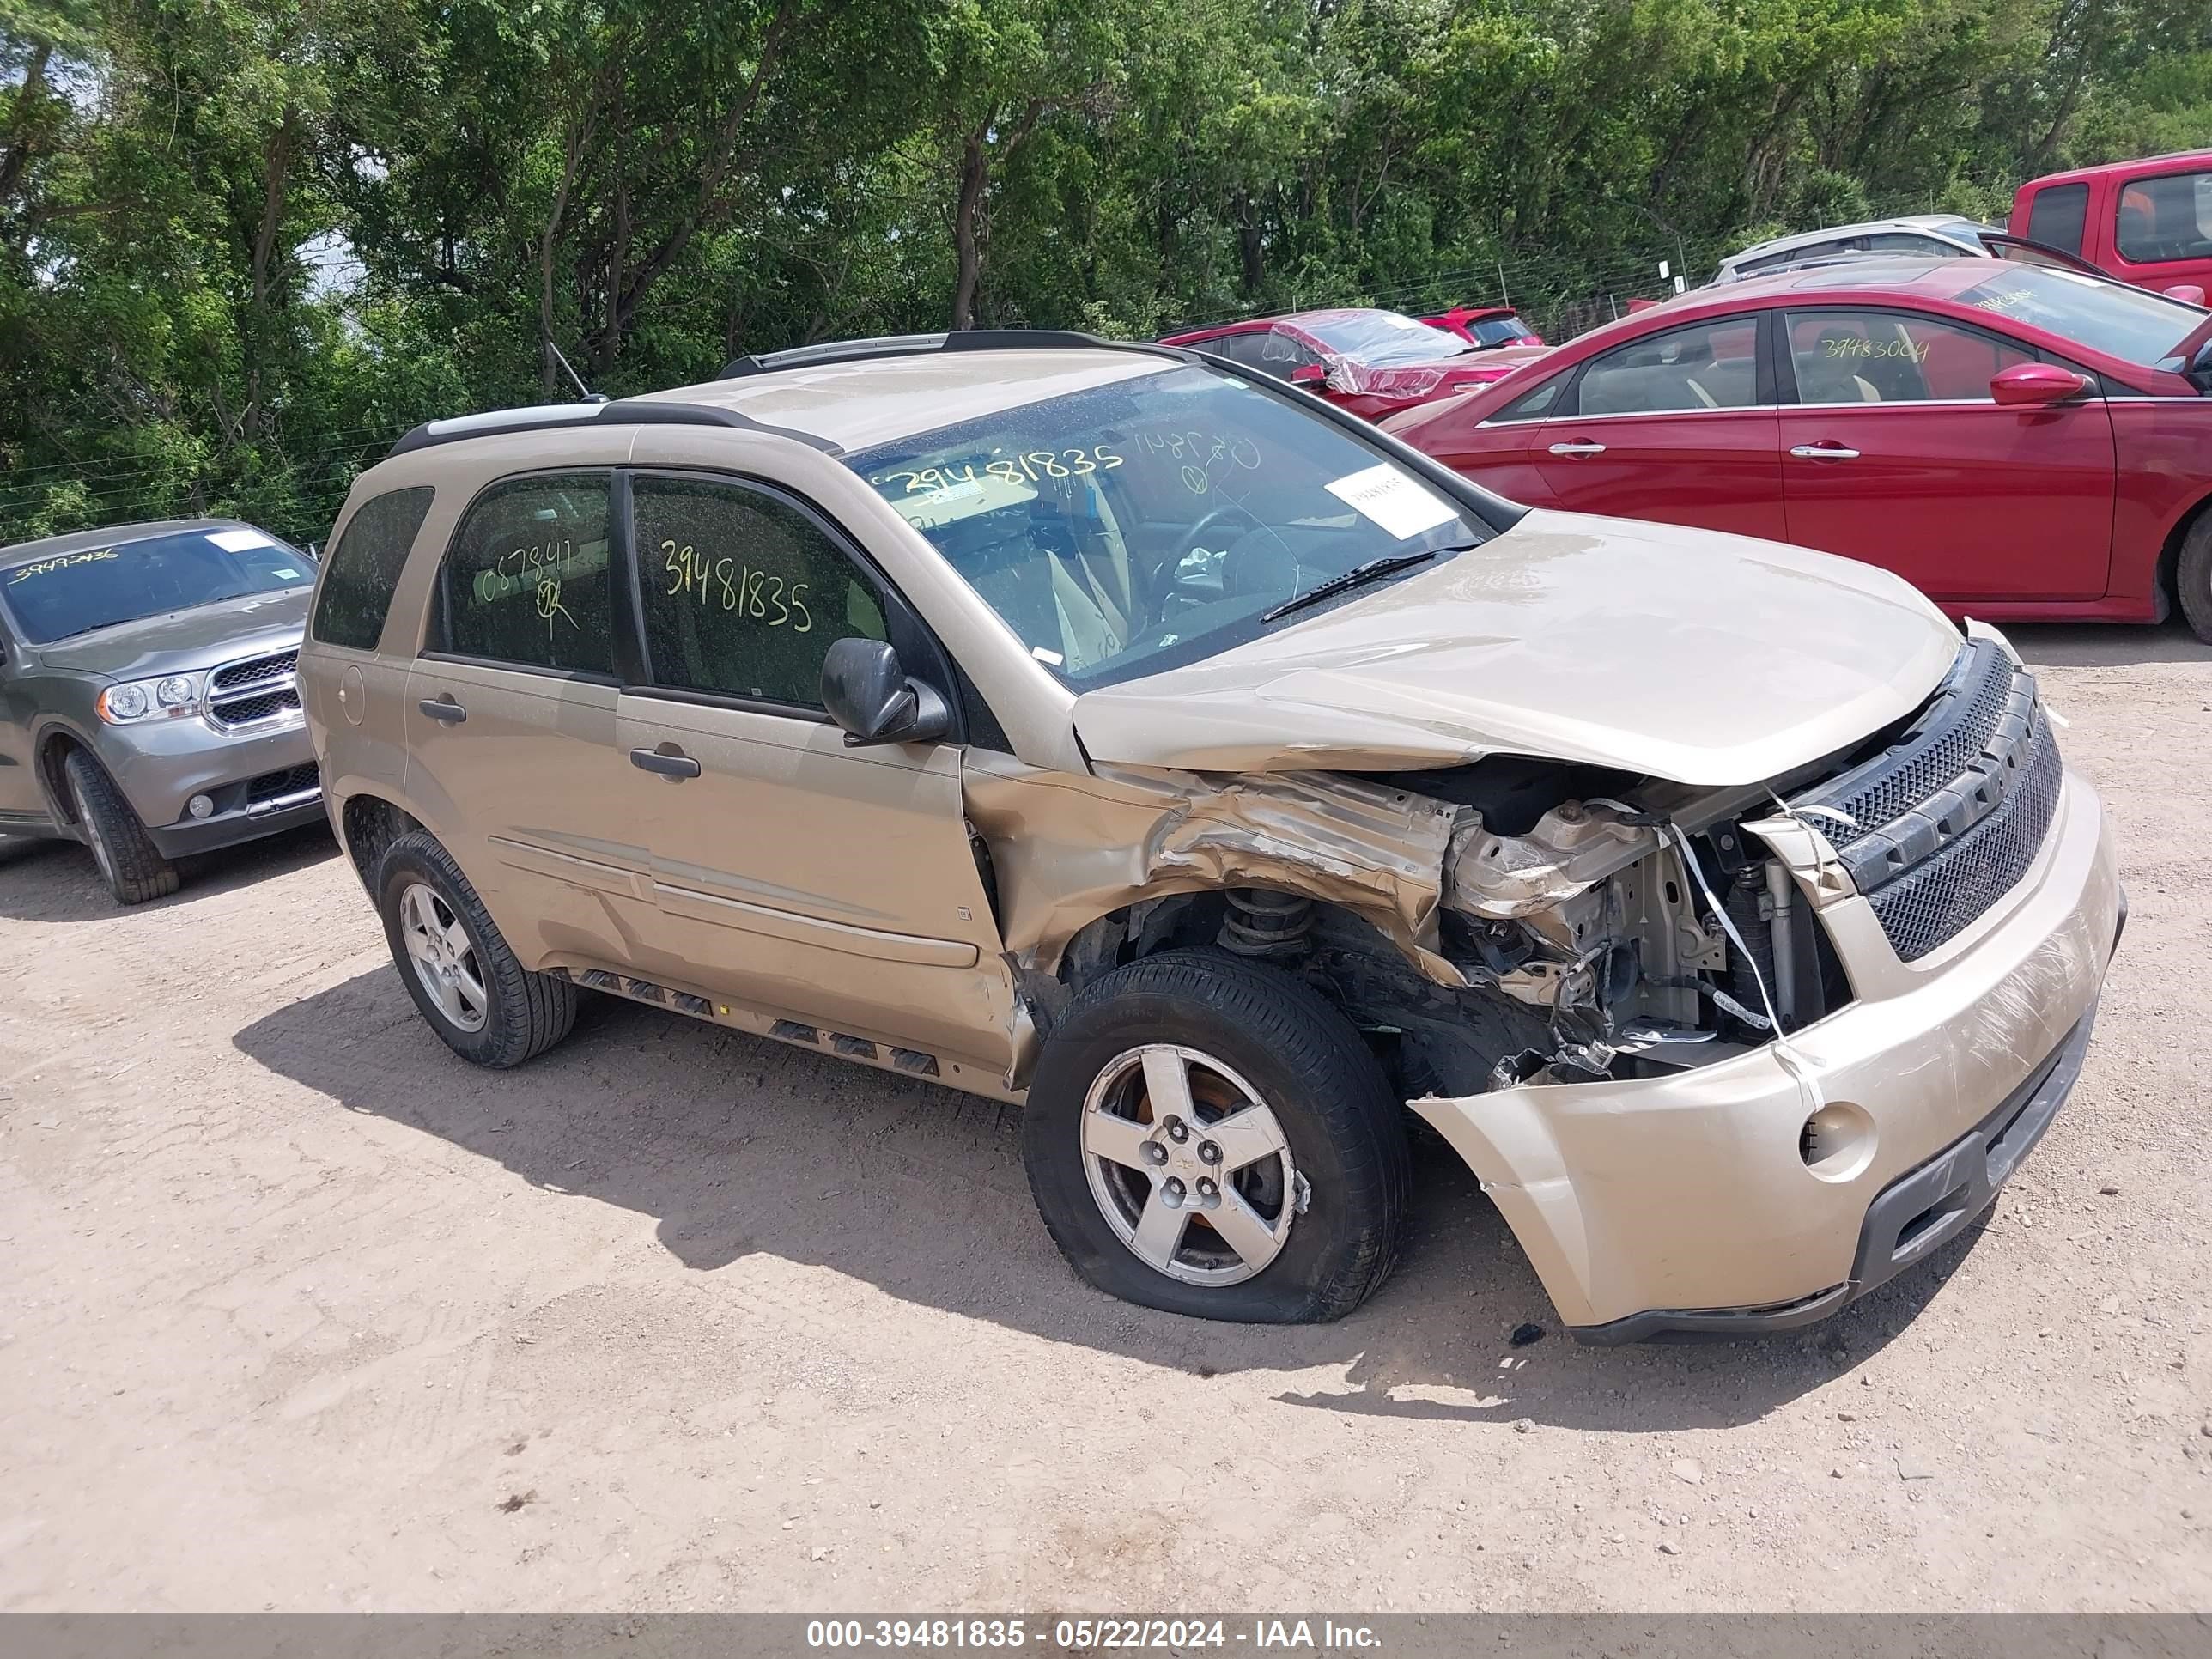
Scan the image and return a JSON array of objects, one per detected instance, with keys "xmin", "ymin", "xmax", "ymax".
[{"xmin": 1219, "ymin": 889, "xmax": 1315, "ymax": 958}]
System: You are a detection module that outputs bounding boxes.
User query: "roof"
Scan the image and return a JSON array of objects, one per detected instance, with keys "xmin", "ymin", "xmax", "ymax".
[
  {"xmin": 1505, "ymin": 258, "xmax": 2009, "ymax": 362},
  {"xmin": 2018, "ymin": 149, "xmax": 2212, "ymax": 190},
  {"xmin": 394, "ymin": 348, "xmax": 1178, "ymax": 462},
  {"xmin": 1725, "ymin": 258, "xmax": 2000, "ymax": 301},
  {"xmin": 653, "ymin": 349, "xmax": 1174, "ymax": 452},
  {"xmin": 1722, "ymin": 215, "xmax": 1984, "ymax": 265},
  {"xmin": 1, "ymin": 518, "xmax": 246, "ymax": 566}
]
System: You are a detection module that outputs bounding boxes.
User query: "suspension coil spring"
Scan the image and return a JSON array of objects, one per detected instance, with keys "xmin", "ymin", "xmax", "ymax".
[{"xmin": 1220, "ymin": 889, "xmax": 1316, "ymax": 958}]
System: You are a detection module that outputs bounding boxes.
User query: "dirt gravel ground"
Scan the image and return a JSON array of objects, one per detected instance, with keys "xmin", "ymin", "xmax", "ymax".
[{"xmin": 2, "ymin": 623, "xmax": 2208, "ymax": 1615}]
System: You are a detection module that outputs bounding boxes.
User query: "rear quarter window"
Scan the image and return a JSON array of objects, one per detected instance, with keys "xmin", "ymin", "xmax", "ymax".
[
  {"xmin": 2025, "ymin": 183, "xmax": 2090, "ymax": 255},
  {"xmin": 310, "ymin": 486, "xmax": 436, "ymax": 651}
]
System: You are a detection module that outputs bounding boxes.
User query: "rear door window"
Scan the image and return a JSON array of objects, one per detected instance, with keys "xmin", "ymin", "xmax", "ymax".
[
  {"xmin": 311, "ymin": 486, "xmax": 435, "ymax": 651},
  {"xmin": 1572, "ymin": 317, "xmax": 1762, "ymax": 415},
  {"xmin": 436, "ymin": 473, "xmax": 615, "ymax": 676},
  {"xmin": 2026, "ymin": 183, "xmax": 2090, "ymax": 255},
  {"xmin": 2114, "ymin": 171, "xmax": 2212, "ymax": 265}
]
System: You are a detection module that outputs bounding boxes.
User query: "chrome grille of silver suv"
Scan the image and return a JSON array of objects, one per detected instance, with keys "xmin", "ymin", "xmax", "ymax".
[
  {"xmin": 204, "ymin": 649, "xmax": 302, "ymax": 731},
  {"xmin": 1794, "ymin": 640, "xmax": 2063, "ymax": 962}
]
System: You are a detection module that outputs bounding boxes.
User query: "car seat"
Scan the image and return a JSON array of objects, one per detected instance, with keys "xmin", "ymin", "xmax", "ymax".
[{"xmin": 1793, "ymin": 328, "xmax": 1881, "ymax": 404}]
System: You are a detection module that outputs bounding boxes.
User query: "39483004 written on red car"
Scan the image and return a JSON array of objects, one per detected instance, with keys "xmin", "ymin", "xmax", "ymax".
[{"xmin": 1380, "ymin": 258, "xmax": 2212, "ymax": 641}]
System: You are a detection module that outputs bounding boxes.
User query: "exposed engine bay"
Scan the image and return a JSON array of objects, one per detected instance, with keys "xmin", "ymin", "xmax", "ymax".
[{"xmin": 1194, "ymin": 754, "xmax": 1853, "ymax": 1101}]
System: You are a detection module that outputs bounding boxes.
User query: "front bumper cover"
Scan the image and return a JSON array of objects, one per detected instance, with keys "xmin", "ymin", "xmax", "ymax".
[
  {"xmin": 1411, "ymin": 769, "xmax": 2121, "ymax": 1338},
  {"xmin": 1570, "ymin": 1000, "xmax": 2098, "ymax": 1343}
]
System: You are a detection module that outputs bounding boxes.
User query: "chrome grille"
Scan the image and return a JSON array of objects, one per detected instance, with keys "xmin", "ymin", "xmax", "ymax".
[
  {"xmin": 204, "ymin": 649, "xmax": 302, "ymax": 731},
  {"xmin": 211, "ymin": 649, "xmax": 297, "ymax": 690},
  {"xmin": 1795, "ymin": 641, "xmax": 2063, "ymax": 962}
]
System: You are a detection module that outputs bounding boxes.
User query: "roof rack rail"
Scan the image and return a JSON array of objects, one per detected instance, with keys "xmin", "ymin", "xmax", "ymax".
[
  {"xmin": 386, "ymin": 397, "xmax": 839, "ymax": 459},
  {"xmin": 718, "ymin": 329, "xmax": 1184, "ymax": 380}
]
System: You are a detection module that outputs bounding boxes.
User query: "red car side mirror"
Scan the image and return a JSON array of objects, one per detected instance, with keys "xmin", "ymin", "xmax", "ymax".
[
  {"xmin": 2164, "ymin": 283, "xmax": 2207, "ymax": 306},
  {"xmin": 1990, "ymin": 362, "xmax": 2091, "ymax": 406},
  {"xmin": 1289, "ymin": 363, "xmax": 1328, "ymax": 386}
]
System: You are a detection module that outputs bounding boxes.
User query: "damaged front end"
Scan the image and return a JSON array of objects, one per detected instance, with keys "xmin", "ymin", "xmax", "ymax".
[{"xmin": 971, "ymin": 743, "xmax": 1855, "ymax": 1106}]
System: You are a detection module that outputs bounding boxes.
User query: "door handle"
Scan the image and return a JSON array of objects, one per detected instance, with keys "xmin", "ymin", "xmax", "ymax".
[
  {"xmin": 629, "ymin": 746, "xmax": 701, "ymax": 781},
  {"xmin": 1547, "ymin": 441, "xmax": 1607, "ymax": 457},
  {"xmin": 1790, "ymin": 443, "xmax": 1861, "ymax": 460},
  {"xmin": 417, "ymin": 697, "xmax": 467, "ymax": 724}
]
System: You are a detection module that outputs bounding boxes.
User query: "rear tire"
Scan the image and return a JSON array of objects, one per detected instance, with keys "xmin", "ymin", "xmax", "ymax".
[
  {"xmin": 1021, "ymin": 948, "xmax": 1410, "ymax": 1323},
  {"xmin": 63, "ymin": 748, "xmax": 179, "ymax": 906},
  {"xmin": 374, "ymin": 829, "xmax": 576, "ymax": 1068},
  {"xmin": 2177, "ymin": 512, "xmax": 2212, "ymax": 644}
]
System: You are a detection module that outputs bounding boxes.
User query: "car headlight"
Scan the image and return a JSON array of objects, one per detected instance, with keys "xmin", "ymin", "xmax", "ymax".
[{"xmin": 96, "ymin": 672, "xmax": 204, "ymax": 725}]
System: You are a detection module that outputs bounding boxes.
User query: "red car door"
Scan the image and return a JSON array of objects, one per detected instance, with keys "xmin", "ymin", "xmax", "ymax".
[
  {"xmin": 1529, "ymin": 313, "xmax": 1787, "ymax": 539},
  {"xmin": 1776, "ymin": 308, "xmax": 2117, "ymax": 602}
]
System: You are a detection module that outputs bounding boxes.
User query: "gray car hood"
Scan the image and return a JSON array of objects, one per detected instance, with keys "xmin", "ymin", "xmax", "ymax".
[
  {"xmin": 32, "ymin": 587, "xmax": 310, "ymax": 680},
  {"xmin": 1072, "ymin": 509, "xmax": 1963, "ymax": 787}
]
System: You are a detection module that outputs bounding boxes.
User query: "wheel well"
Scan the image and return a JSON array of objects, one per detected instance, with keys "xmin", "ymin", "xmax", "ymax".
[
  {"xmin": 339, "ymin": 793, "xmax": 420, "ymax": 890},
  {"xmin": 35, "ymin": 729, "xmax": 87, "ymax": 826},
  {"xmin": 2156, "ymin": 490, "xmax": 2212, "ymax": 619},
  {"xmin": 1047, "ymin": 887, "xmax": 1547, "ymax": 1099}
]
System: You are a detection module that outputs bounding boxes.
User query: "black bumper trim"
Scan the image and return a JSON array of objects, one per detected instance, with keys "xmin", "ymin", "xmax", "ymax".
[
  {"xmin": 147, "ymin": 796, "xmax": 327, "ymax": 857},
  {"xmin": 1570, "ymin": 1004, "xmax": 2099, "ymax": 1346}
]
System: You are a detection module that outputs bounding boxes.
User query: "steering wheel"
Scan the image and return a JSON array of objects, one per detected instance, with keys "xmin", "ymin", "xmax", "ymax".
[{"xmin": 1169, "ymin": 501, "xmax": 1267, "ymax": 568}]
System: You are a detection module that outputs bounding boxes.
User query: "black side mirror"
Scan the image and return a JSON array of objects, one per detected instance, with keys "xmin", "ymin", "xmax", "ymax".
[{"xmin": 820, "ymin": 637, "xmax": 951, "ymax": 747}]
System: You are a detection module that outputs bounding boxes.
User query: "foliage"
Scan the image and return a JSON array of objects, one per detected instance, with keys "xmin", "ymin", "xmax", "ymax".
[{"xmin": 3, "ymin": 0, "xmax": 2208, "ymax": 543}]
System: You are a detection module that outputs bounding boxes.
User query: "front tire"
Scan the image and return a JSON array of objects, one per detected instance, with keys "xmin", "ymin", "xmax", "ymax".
[
  {"xmin": 1021, "ymin": 948, "xmax": 1410, "ymax": 1323},
  {"xmin": 374, "ymin": 830, "xmax": 576, "ymax": 1068},
  {"xmin": 64, "ymin": 748, "xmax": 179, "ymax": 906},
  {"xmin": 2176, "ymin": 511, "xmax": 2212, "ymax": 644}
]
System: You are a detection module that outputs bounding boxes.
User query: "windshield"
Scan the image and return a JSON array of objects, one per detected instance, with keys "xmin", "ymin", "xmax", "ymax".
[
  {"xmin": 1468, "ymin": 316, "xmax": 1537, "ymax": 347},
  {"xmin": 0, "ymin": 527, "xmax": 312, "ymax": 644},
  {"xmin": 849, "ymin": 365, "xmax": 1491, "ymax": 688},
  {"xmin": 1956, "ymin": 264, "xmax": 2207, "ymax": 369},
  {"xmin": 1301, "ymin": 311, "xmax": 1471, "ymax": 367}
]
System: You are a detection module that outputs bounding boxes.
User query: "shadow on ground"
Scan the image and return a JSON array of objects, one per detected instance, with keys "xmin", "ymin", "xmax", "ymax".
[
  {"xmin": 234, "ymin": 964, "xmax": 1984, "ymax": 1432},
  {"xmin": 0, "ymin": 821, "xmax": 335, "ymax": 923},
  {"xmin": 2007, "ymin": 617, "xmax": 2207, "ymax": 668}
]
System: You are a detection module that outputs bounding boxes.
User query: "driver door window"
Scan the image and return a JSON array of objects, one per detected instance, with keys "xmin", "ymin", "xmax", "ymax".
[
  {"xmin": 1784, "ymin": 311, "xmax": 2033, "ymax": 404},
  {"xmin": 633, "ymin": 475, "xmax": 890, "ymax": 710}
]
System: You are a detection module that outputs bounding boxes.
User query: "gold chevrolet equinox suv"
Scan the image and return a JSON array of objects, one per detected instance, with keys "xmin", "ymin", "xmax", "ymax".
[{"xmin": 301, "ymin": 331, "xmax": 2123, "ymax": 1340}]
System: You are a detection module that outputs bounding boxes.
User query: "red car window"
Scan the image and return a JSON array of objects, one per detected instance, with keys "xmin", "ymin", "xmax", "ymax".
[
  {"xmin": 1785, "ymin": 311, "xmax": 2032, "ymax": 404},
  {"xmin": 2114, "ymin": 171, "xmax": 2212, "ymax": 265},
  {"xmin": 1577, "ymin": 318, "xmax": 1761, "ymax": 415}
]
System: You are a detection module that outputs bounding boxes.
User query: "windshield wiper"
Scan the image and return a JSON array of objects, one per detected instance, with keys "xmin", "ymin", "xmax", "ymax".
[{"xmin": 1261, "ymin": 548, "xmax": 1449, "ymax": 624}]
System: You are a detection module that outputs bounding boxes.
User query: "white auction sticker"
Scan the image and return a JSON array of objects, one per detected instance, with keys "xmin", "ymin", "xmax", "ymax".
[
  {"xmin": 1323, "ymin": 464, "xmax": 1456, "ymax": 540},
  {"xmin": 207, "ymin": 527, "xmax": 276, "ymax": 552}
]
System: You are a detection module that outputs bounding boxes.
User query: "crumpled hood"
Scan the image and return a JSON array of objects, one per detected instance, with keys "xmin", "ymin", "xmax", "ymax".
[
  {"xmin": 1073, "ymin": 509, "xmax": 1963, "ymax": 787},
  {"xmin": 32, "ymin": 588, "xmax": 309, "ymax": 679}
]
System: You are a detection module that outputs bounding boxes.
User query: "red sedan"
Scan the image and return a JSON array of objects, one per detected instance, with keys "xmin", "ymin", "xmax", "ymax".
[
  {"xmin": 1382, "ymin": 259, "xmax": 2212, "ymax": 641},
  {"xmin": 1420, "ymin": 303, "xmax": 1546, "ymax": 348},
  {"xmin": 1160, "ymin": 307, "xmax": 1548, "ymax": 421}
]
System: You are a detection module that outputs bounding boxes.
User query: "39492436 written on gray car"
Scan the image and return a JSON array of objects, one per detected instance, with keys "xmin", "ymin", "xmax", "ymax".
[
  {"xmin": 0, "ymin": 520, "xmax": 326, "ymax": 906},
  {"xmin": 297, "ymin": 331, "xmax": 2124, "ymax": 1343}
]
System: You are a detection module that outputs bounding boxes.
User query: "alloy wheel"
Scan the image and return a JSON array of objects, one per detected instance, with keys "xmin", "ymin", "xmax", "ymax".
[
  {"xmin": 399, "ymin": 881, "xmax": 489, "ymax": 1033},
  {"xmin": 1079, "ymin": 1043, "xmax": 1304, "ymax": 1286}
]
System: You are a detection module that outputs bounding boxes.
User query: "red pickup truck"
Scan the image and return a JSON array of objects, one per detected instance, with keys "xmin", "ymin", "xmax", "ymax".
[{"xmin": 2011, "ymin": 149, "xmax": 2212, "ymax": 301}]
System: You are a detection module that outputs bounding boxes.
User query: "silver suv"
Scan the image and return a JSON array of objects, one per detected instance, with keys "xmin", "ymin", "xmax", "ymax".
[
  {"xmin": 301, "ymin": 331, "xmax": 2121, "ymax": 1338},
  {"xmin": 0, "ymin": 520, "xmax": 324, "ymax": 904}
]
